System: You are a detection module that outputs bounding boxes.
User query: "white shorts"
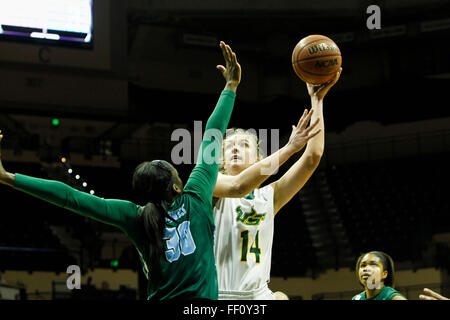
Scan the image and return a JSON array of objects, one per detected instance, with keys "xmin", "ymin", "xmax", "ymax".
[{"xmin": 218, "ymin": 283, "xmax": 275, "ymax": 300}]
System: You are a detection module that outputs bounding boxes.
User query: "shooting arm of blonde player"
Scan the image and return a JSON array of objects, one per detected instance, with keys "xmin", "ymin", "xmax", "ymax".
[
  {"xmin": 213, "ymin": 69, "xmax": 341, "ymax": 200},
  {"xmin": 213, "ymin": 69, "xmax": 341, "ymax": 203},
  {"xmin": 269, "ymin": 68, "xmax": 341, "ymax": 215}
]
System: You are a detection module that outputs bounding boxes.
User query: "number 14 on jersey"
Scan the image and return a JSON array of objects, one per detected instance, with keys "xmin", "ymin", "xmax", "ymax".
[{"xmin": 240, "ymin": 230, "xmax": 261, "ymax": 263}]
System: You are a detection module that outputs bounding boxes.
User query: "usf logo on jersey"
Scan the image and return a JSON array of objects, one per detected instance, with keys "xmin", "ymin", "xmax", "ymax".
[{"xmin": 235, "ymin": 206, "xmax": 266, "ymax": 226}]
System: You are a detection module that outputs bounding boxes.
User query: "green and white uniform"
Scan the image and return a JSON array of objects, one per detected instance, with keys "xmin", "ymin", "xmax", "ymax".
[
  {"xmin": 13, "ymin": 90, "xmax": 236, "ymax": 300},
  {"xmin": 352, "ymin": 286, "xmax": 405, "ymax": 300},
  {"xmin": 213, "ymin": 185, "xmax": 275, "ymax": 300}
]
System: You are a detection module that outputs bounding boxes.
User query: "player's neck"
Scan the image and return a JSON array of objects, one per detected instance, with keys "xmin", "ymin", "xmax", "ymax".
[
  {"xmin": 365, "ymin": 284, "xmax": 385, "ymax": 299},
  {"xmin": 224, "ymin": 165, "xmax": 245, "ymax": 176}
]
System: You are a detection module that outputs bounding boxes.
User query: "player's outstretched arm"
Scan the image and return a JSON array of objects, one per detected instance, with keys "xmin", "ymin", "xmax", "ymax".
[
  {"xmin": 269, "ymin": 69, "xmax": 341, "ymax": 215},
  {"xmin": 420, "ymin": 288, "xmax": 449, "ymax": 300},
  {"xmin": 183, "ymin": 41, "xmax": 240, "ymax": 204},
  {"xmin": 0, "ymin": 130, "xmax": 16, "ymax": 187},
  {"xmin": 213, "ymin": 108, "xmax": 320, "ymax": 198}
]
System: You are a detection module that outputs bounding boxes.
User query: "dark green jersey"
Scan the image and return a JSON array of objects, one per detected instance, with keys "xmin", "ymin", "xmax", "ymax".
[
  {"xmin": 13, "ymin": 90, "xmax": 236, "ymax": 300},
  {"xmin": 141, "ymin": 191, "xmax": 217, "ymax": 300},
  {"xmin": 352, "ymin": 286, "xmax": 405, "ymax": 300}
]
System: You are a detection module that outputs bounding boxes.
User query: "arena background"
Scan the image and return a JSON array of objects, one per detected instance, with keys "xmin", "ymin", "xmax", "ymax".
[{"xmin": 0, "ymin": 0, "xmax": 449, "ymax": 300}]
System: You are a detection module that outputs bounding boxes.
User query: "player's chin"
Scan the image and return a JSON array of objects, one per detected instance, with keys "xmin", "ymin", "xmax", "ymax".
[
  {"xmin": 223, "ymin": 161, "xmax": 242, "ymax": 174},
  {"xmin": 229, "ymin": 159, "xmax": 244, "ymax": 166},
  {"xmin": 229, "ymin": 162, "xmax": 243, "ymax": 169},
  {"xmin": 359, "ymin": 276, "xmax": 369, "ymax": 285}
]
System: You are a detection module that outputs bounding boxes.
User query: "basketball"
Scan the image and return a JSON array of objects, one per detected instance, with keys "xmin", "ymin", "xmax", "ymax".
[{"xmin": 292, "ymin": 35, "xmax": 342, "ymax": 85}]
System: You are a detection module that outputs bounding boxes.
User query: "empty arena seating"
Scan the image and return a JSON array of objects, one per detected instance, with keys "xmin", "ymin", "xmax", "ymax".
[
  {"xmin": 271, "ymin": 152, "xmax": 449, "ymax": 276},
  {"xmin": 324, "ymin": 152, "xmax": 449, "ymax": 267}
]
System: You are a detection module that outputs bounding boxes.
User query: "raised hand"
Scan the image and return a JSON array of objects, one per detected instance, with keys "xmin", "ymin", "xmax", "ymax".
[
  {"xmin": 307, "ymin": 67, "xmax": 342, "ymax": 101},
  {"xmin": 285, "ymin": 108, "xmax": 321, "ymax": 154},
  {"xmin": 216, "ymin": 41, "xmax": 241, "ymax": 92}
]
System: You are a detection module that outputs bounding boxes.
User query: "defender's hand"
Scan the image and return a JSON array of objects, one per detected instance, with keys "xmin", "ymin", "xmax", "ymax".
[{"xmin": 217, "ymin": 41, "xmax": 241, "ymax": 92}]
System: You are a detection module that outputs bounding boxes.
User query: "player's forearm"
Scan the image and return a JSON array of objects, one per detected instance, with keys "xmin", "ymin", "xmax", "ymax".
[
  {"xmin": 0, "ymin": 172, "xmax": 15, "ymax": 187},
  {"xmin": 233, "ymin": 145, "xmax": 295, "ymax": 196},
  {"xmin": 187, "ymin": 90, "xmax": 236, "ymax": 200},
  {"xmin": 303, "ymin": 97, "xmax": 325, "ymax": 163},
  {"xmin": 204, "ymin": 90, "xmax": 236, "ymax": 135},
  {"xmin": 196, "ymin": 90, "xmax": 235, "ymax": 177}
]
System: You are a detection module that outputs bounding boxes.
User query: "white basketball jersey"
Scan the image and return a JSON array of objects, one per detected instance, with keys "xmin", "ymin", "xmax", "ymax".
[{"xmin": 213, "ymin": 185, "xmax": 274, "ymax": 292}]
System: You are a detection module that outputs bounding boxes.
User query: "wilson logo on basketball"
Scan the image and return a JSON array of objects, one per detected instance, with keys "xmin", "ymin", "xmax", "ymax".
[
  {"xmin": 307, "ymin": 44, "xmax": 339, "ymax": 55},
  {"xmin": 315, "ymin": 59, "xmax": 339, "ymax": 68}
]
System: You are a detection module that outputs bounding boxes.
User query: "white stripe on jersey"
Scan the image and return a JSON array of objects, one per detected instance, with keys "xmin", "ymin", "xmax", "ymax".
[{"xmin": 213, "ymin": 185, "xmax": 274, "ymax": 292}]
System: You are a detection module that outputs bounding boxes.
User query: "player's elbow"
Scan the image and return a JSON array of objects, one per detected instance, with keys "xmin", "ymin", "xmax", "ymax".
[
  {"xmin": 233, "ymin": 180, "xmax": 249, "ymax": 198},
  {"xmin": 305, "ymin": 152, "xmax": 322, "ymax": 169},
  {"xmin": 311, "ymin": 151, "xmax": 323, "ymax": 163}
]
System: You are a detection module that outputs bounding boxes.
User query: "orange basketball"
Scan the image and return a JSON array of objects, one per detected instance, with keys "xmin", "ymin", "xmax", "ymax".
[{"xmin": 292, "ymin": 35, "xmax": 342, "ymax": 85}]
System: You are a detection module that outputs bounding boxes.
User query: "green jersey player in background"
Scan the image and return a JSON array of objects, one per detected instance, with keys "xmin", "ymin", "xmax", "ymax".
[{"xmin": 352, "ymin": 251, "xmax": 406, "ymax": 300}]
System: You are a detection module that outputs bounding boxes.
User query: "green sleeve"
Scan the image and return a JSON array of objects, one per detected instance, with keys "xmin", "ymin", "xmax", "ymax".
[
  {"xmin": 13, "ymin": 173, "xmax": 140, "ymax": 236},
  {"xmin": 183, "ymin": 90, "xmax": 236, "ymax": 204}
]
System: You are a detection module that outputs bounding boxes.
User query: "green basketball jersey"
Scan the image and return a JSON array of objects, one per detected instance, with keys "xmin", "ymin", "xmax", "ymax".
[
  {"xmin": 352, "ymin": 286, "xmax": 405, "ymax": 300},
  {"xmin": 138, "ymin": 192, "xmax": 218, "ymax": 300}
]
